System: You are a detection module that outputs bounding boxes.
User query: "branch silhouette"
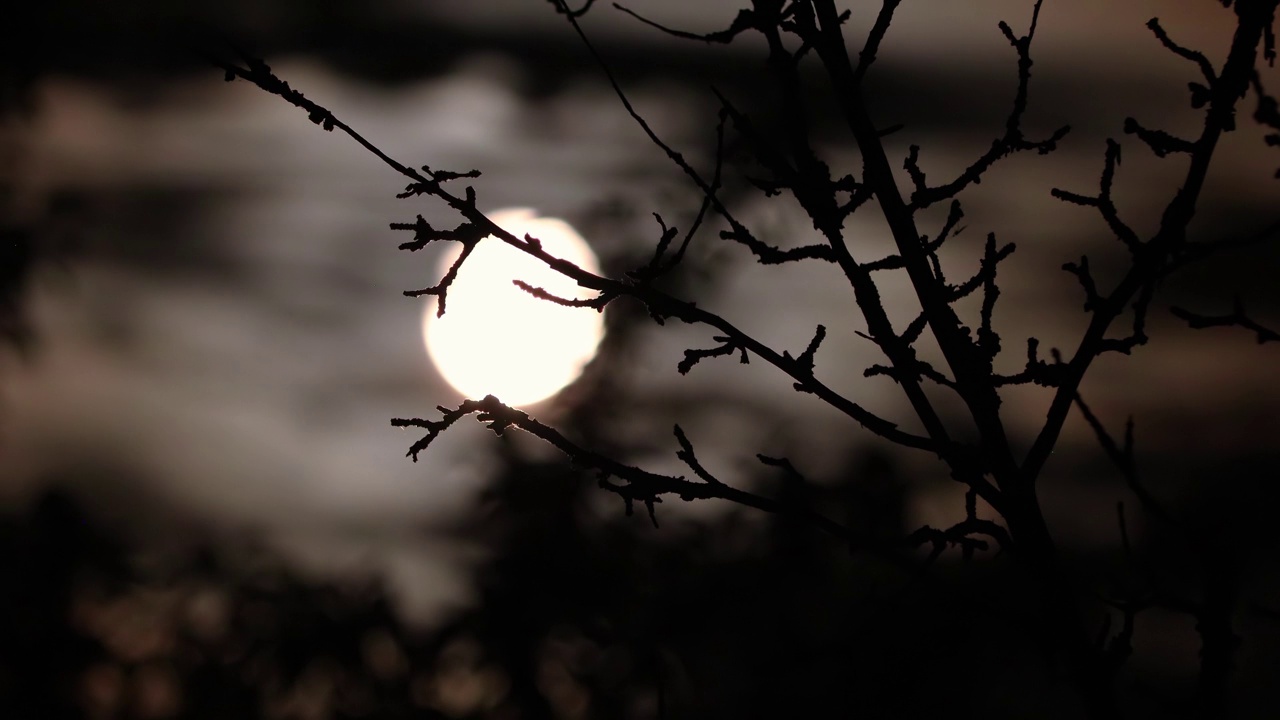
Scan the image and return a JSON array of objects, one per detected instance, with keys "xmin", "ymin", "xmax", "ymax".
[{"xmin": 216, "ymin": 0, "xmax": 1280, "ymax": 716}]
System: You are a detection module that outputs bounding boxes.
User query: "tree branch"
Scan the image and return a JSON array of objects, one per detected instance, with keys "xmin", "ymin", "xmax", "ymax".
[
  {"xmin": 1171, "ymin": 299, "xmax": 1280, "ymax": 343},
  {"xmin": 1022, "ymin": 0, "xmax": 1280, "ymax": 489}
]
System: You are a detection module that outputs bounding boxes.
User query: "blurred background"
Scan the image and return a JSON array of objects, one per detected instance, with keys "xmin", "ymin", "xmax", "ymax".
[{"xmin": 1, "ymin": 0, "xmax": 1278, "ymax": 718}]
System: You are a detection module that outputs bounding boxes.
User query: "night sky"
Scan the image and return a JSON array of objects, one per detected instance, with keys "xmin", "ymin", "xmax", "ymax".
[{"xmin": 1, "ymin": 1, "xmax": 1278, "ymax": 717}]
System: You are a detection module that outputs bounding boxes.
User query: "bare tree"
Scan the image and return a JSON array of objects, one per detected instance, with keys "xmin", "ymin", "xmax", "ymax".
[{"xmin": 216, "ymin": 1, "xmax": 1280, "ymax": 717}]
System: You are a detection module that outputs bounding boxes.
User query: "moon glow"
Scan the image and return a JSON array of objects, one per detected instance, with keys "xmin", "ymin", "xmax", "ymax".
[{"xmin": 422, "ymin": 208, "xmax": 605, "ymax": 407}]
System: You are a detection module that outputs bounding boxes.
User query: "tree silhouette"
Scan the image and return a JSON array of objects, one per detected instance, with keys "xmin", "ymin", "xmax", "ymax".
[{"xmin": 18, "ymin": 0, "xmax": 1268, "ymax": 717}]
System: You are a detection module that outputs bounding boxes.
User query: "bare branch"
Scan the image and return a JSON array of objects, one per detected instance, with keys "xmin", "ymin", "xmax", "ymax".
[
  {"xmin": 862, "ymin": 253, "xmax": 906, "ymax": 272},
  {"xmin": 673, "ymin": 424, "xmax": 724, "ymax": 486},
  {"xmin": 1071, "ymin": 394, "xmax": 1178, "ymax": 528},
  {"xmin": 905, "ymin": 518, "xmax": 1010, "ymax": 559},
  {"xmin": 783, "ymin": 324, "xmax": 826, "ymax": 376},
  {"xmin": 1171, "ymin": 299, "xmax": 1280, "ymax": 343},
  {"xmin": 613, "ymin": 3, "xmax": 758, "ymax": 44},
  {"xmin": 1062, "ymin": 255, "xmax": 1101, "ymax": 311},
  {"xmin": 900, "ymin": 312, "xmax": 929, "ymax": 346},
  {"xmin": 977, "ymin": 233, "xmax": 1004, "ymax": 360},
  {"xmin": 756, "ymin": 453, "xmax": 806, "ymax": 484},
  {"xmin": 1096, "ymin": 284, "xmax": 1154, "ymax": 356},
  {"xmin": 1024, "ymin": 0, "xmax": 1276, "ymax": 483},
  {"xmin": 1124, "ymin": 116, "xmax": 1198, "ymax": 157},
  {"xmin": 944, "ymin": 234, "xmax": 1016, "ymax": 305},
  {"xmin": 546, "ymin": 0, "xmax": 597, "ymax": 19},
  {"xmin": 394, "ymin": 396, "xmax": 909, "ymax": 557},
  {"xmin": 1051, "ymin": 139, "xmax": 1141, "ymax": 252},
  {"xmin": 711, "ymin": 90, "xmax": 839, "ymax": 263},
  {"xmin": 994, "ymin": 337, "xmax": 1067, "ymax": 387},
  {"xmin": 865, "ymin": 359, "xmax": 958, "ymax": 391},
  {"xmin": 512, "ymin": 279, "xmax": 614, "ymax": 310},
  {"xmin": 906, "ymin": 0, "xmax": 1071, "ymax": 209},
  {"xmin": 219, "ymin": 46, "xmax": 935, "ymax": 451},
  {"xmin": 555, "ymin": 2, "xmax": 811, "ymax": 267},
  {"xmin": 388, "ymin": 216, "xmax": 485, "ymax": 252},
  {"xmin": 216, "ymin": 0, "xmax": 1280, "ymax": 713},
  {"xmin": 1147, "ymin": 17, "xmax": 1218, "ymax": 85},
  {"xmin": 1167, "ymin": 214, "xmax": 1280, "ymax": 270},
  {"xmin": 678, "ymin": 334, "xmax": 748, "ymax": 374},
  {"xmin": 852, "ymin": 0, "xmax": 903, "ymax": 84},
  {"xmin": 1253, "ymin": 72, "xmax": 1280, "ymax": 175},
  {"xmin": 630, "ymin": 111, "xmax": 727, "ymax": 281},
  {"xmin": 403, "ymin": 241, "xmax": 477, "ymax": 316}
]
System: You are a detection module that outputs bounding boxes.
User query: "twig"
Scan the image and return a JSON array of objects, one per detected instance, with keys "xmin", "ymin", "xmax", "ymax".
[
  {"xmin": 1022, "ymin": 0, "xmax": 1279, "ymax": 486},
  {"xmin": 394, "ymin": 396, "xmax": 905, "ymax": 558},
  {"xmin": 1051, "ymin": 139, "xmax": 1141, "ymax": 252},
  {"xmin": 905, "ymin": 0, "xmax": 1071, "ymax": 210},
  {"xmin": 1147, "ymin": 17, "xmax": 1218, "ymax": 85},
  {"xmin": 564, "ymin": 2, "xmax": 831, "ymax": 265},
  {"xmin": 218, "ymin": 49, "xmax": 931, "ymax": 453},
  {"xmin": 1070, "ymin": 395, "xmax": 1178, "ymax": 529},
  {"xmin": 1171, "ymin": 299, "xmax": 1280, "ymax": 343}
]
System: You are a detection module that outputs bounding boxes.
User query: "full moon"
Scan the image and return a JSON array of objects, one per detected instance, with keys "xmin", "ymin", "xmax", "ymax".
[{"xmin": 422, "ymin": 208, "xmax": 605, "ymax": 407}]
